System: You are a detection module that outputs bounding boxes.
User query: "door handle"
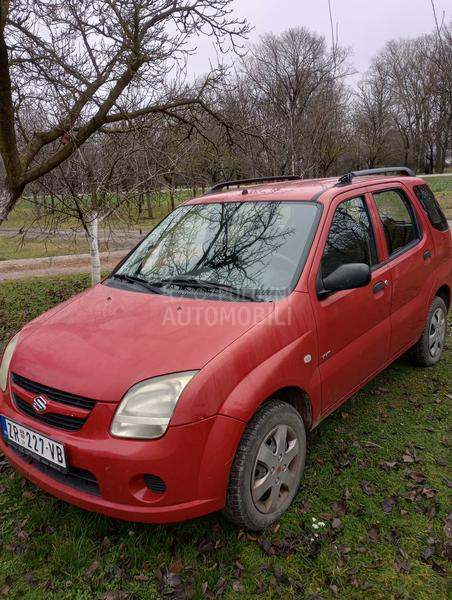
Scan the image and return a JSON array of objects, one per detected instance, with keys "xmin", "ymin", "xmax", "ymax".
[
  {"xmin": 373, "ymin": 280, "xmax": 388, "ymax": 294},
  {"xmin": 423, "ymin": 250, "xmax": 432, "ymax": 261}
]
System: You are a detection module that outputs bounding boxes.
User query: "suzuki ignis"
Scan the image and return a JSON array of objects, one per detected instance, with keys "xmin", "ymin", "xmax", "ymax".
[{"xmin": 1, "ymin": 167, "xmax": 450, "ymax": 530}]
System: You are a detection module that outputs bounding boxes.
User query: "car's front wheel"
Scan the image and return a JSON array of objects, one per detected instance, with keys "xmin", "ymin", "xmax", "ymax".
[
  {"xmin": 409, "ymin": 296, "xmax": 448, "ymax": 367},
  {"xmin": 223, "ymin": 400, "xmax": 306, "ymax": 530}
]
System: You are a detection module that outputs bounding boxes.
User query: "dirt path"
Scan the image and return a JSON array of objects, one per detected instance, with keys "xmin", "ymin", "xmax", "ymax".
[
  {"xmin": 0, "ymin": 250, "xmax": 127, "ymax": 281},
  {"xmin": 0, "ymin": 226, "xmax": 144, "ymax": 242}
]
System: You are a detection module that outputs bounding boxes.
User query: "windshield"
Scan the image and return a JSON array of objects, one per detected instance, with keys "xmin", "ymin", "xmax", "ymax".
[{"xmin": 111, "ymin": 201, "xmax": 320, "ymax": 300}]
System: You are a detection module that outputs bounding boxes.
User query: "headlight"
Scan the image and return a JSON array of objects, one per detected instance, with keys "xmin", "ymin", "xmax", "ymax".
[
  {"xmin": 0, "ymin": 333, "xmax": 20, "ymax": 392},
  {"xmin": 110, "ymin": 371, "xmax": 198, "ymax": 439}
]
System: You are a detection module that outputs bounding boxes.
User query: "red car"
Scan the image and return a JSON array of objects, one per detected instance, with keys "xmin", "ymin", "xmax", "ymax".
[{"xmin": 1, "ymin": 167, "xmax": 450, "ymax": 530}]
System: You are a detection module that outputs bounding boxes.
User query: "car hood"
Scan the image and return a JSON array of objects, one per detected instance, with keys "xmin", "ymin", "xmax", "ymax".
[{"xmin": 12, "ymin": 283, "xmax": 274, "ymax": 402}]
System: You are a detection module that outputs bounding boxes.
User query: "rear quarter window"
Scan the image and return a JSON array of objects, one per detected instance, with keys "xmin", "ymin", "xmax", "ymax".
[{"xmin": 413, "ymin": 184, "xmax": 449, "ymax": 232}]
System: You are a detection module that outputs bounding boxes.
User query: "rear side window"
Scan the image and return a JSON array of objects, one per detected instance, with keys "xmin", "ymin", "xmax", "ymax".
[
  {"xmin": 413, "ymin": 185, "xmax": 449, "ymax": 232},
  {"xmin": 321, "ymin": 196, "xmax": 378, "ymax": 278},
  {"xmin": 373, "ymin": 190, "xmax": 419, "ymax": 256}
]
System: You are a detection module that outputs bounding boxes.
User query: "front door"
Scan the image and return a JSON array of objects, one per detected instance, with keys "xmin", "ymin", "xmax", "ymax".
[{"xmin": 309, "ymin": 193, "xmax": 392, "ymax": 414}]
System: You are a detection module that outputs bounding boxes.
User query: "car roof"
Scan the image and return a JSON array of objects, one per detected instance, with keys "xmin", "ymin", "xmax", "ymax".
[{"xmin": 184, "ymin": 175, "xmax": 427, "ymax": 206}]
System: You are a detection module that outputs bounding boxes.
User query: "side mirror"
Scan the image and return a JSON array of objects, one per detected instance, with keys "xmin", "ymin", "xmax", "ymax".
[{"xmin": 319, "ymin": 263, "xmax": 371, "ymax": 297}]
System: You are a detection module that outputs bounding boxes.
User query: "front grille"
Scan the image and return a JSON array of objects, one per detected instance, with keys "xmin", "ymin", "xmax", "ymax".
[
  {"xmin": 11, "ymin": 374, "xmax": 96, "ymax": 410},
  {"xmin": 10, "ymin": 445, "xmax": 100, "ymax": 496},
  {"xmin": 13, "ymin": 396, "xmax": 86, "ymax": 432},
  {"xmin": 11, "ymin": 373, "xmax": 96, "ymax": 432}
]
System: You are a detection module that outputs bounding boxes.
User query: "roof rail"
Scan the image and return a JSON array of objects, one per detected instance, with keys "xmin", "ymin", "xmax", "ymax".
[
  {"xmin": 207, "ymin": 175, "xmax": 302, "ymax": 194},
  {"xmin": 337, "ymin": 167, "xmax": 416, "ymax": 186}
]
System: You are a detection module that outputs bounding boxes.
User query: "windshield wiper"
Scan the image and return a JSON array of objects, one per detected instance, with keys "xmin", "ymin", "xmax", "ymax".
[
  {"xmin": 149, "ymin": 277, "xmax": 261, "ymax": 302},
  {"xmin": 111, "ymin": 273, "xmax": 163, "ymax": 295}
]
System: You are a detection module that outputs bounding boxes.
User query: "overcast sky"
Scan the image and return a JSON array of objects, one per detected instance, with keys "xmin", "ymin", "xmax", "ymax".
[{"xmin": 189, "ymin": 0, "xmax": 452, "ymax": 80}]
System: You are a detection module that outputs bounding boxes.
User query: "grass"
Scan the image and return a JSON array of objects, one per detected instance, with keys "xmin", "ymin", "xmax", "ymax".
[
  {"xmin": 427, "ymin": 176, "xmax": 452, "ymax": 219},
  {"xmin": 0, "ymin": 192, "xmax": 190, "ymax": 261},
  {"xmin": 0, "ymin": 275, "xmax": 451, "ymax": 599},
  {"xmin": 0, "ymin": 192, "xmax": 191, "ymax": 231}
]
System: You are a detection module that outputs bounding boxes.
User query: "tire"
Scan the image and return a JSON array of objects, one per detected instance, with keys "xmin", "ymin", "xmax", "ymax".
[
  {"xmin": 409, "ymin": 296, "xmax": 448, "ymax": 367},
  {"xmin": 223, "ymin": 400, "xmax": 306, "ymax": 531}
]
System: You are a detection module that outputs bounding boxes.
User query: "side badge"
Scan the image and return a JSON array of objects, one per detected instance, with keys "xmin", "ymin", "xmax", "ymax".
[{"xmin": 304, "ymin": 354, "xmax": 312, "ymax": 364}]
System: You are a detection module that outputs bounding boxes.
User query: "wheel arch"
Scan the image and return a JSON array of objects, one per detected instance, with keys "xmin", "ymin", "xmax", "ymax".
[
  {"xmin": 435, "ymin": 284, "xmax": 450, "ymax": 311},
  {"xmin": 216, "ymin": 332, "xmax": 321, "ymax": 427},
  {"xmin": 266, "ymin": 386, "xmax": 314, "ymax": 431}
]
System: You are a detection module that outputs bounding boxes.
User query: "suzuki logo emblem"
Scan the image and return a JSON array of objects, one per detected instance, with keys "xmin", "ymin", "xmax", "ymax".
[{"xmin": 32, "ymin": 396, "xmax": 47, "ymax": 413}]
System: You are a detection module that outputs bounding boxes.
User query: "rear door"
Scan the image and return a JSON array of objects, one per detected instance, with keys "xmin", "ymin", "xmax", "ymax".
[
  {"xmin": 309, "ymin": 192, "xmax": 392, "ymax": 414},
  {"xmin": 370, "ymin": 185, "xmax": 436, "ymax": 358}
]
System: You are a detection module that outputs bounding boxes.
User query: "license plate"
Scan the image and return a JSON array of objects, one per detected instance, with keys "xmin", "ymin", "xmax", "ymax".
[{"xmin": 1, "ymin": 415, "xmax": 67, "ymax": 472}]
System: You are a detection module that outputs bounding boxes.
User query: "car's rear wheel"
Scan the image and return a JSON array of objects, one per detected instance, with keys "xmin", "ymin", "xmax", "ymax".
[
  {"xmin": 409, "ymin": 296, "xmax": 448, "ymax": 367},
  {"xmin": 223, "ymin": 400, "xmax": 306, "ymax": 530}
]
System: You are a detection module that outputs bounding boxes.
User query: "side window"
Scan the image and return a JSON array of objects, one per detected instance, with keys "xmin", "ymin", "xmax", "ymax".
[
  {"xmin": 413, "ymin": 185, "xmax": 449, "ymax": 232},
  {"xmin": 373, "ymin": 190, "xmax": 419, "ymax": 256},
  {"xmin": 321, "ymin": 196, "xmax": 378, "ymax": 279}
]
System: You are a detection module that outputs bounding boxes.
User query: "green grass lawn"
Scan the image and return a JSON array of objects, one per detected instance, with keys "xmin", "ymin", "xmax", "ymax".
[
  {"xmin": 428, "ymin": 176, "xmax": 452, "ymax": 219},
  {"xmin": 0, "ymin": 192, "xmax": 192, "ymax": 232},
  {"xmin": 0, "ymin": 276, "xmax": 450, "ymax": 599},
  {"xmin": 0, "ymin": 192, "xmax": 190, "ymax": 261}
]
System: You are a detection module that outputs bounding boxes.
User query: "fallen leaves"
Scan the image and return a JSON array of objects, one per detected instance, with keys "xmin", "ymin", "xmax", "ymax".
[
  {"xmin": 405, "ymin": 469, "xmax": 427, "ymax": 483},
  {"xmin": 382, "ymin": 495, "xmax": 397, "ymax": 514},
  {"xmin": 360, "ymin": 480, "xmax": 373, "ymax": 496},
  {"xmin": 402, "ymin": 484, "xmax": 437, "ymax": 502},
  {"xmin": 366, "ymin": 524, "xmax": 380, "ymax": 544},
  {"xmin": 86, "ymin": 559, "xmax": 101, "ymax": 579},
  {"xmin": 401, "ymin": 447, "xmax": 417, "ymax": 463},
  {"xmin": 255, "ymin": 579, "xmax": 268, "ymax": 594},
  {"xmin": 394, "ymin": 559, "xmax": 410, "ymax": 573},
  {"xmin": 21, "ymin": 490, "xmax": 35, "ymax": 500},
  {"xmin": 420, "ymin": 545, "xmax": 436, "ymax": 561},
  {"xmin": 379, "ymin": 460, "xmax": 398, "ymax": 471},
  {"xmin": 443, "ymin": 513, "xmax": 452, "ymax": 539},
  {"xmin": 98, "ymin": 593, "xmax": 128, "ymax": 600},
  {"xmin": 331, "ymin": 500, "xmax": 347, "ymax": 516}
]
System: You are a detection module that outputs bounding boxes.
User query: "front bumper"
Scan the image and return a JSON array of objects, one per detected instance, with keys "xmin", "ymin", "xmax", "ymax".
[{"xmin": 0, "ymin": 388, "xmax": 245, "ymax": 523}]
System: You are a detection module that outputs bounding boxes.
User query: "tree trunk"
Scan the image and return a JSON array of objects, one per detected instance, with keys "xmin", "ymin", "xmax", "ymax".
[
  {"xmin": 33, "ymin": 192, "xmax": 42, "ymax": 220},
  {"xmin": 86, "ymin": 212, "xmax": 101, "ymax": 286},
  {"xmin": 146, "ymin": 193, "xmax": 153, "ymax": 219},
  {"xmin": 0, "ymin": 181, "xmax": 22, "ymax": 225},
  {"xmin": 168, "ymin": 172, "xmax": 177, "ymax": 211}
]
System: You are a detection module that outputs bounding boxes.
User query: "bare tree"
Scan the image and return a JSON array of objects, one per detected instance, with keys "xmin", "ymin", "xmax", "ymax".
[
  {"xmin": 428, "ymin": 5, "xmax": 452, "ymax": 171},
  {"xmin": 359, "ymin": 28, "xmax": 452, "ymax": 173},
  {"xmin": 353, "ymin": 61, "xmax": 397, "ymax": 168},
  {"xmin": 35, "ymin": 135, "xmax": 143, "ymax": 283},
  {"xmin": 0, "ymin": 0, "xmax": 249, "ymax": 224},
  {"xmin": 240, "ymin": 27, "xmax": 349, "ymax": 177}
]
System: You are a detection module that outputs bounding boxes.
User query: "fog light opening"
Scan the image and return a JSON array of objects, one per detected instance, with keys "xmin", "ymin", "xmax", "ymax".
[{"xmin": 144, "ymin": 474, "xmax": 166, "ymax": 494}]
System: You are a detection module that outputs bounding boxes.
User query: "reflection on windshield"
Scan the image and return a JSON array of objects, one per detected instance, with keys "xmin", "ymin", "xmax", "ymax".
[{"xmin": 115, "ymin": 201, "xmax": 319, "ymax": 299}]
